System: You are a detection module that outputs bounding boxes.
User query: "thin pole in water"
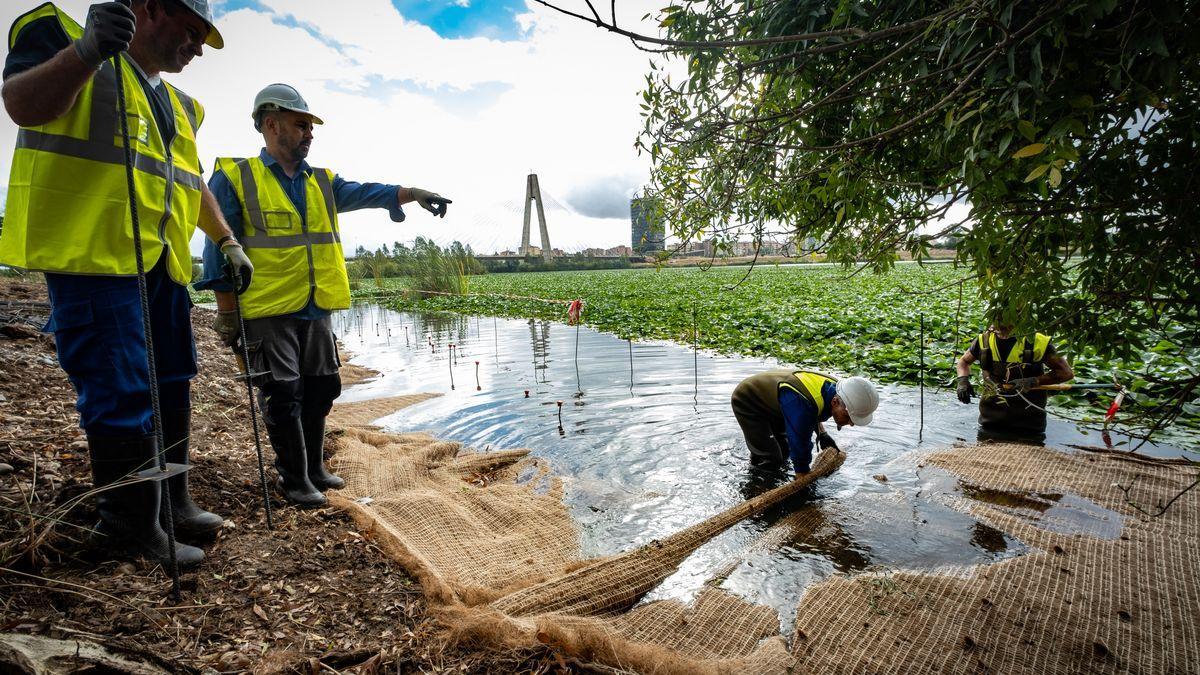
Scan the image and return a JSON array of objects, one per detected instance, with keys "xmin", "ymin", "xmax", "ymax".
[
  {"xmin": 692, "ymin": 303, "xmax": 699, "ymax": 404},
  {"xmin": 449, "ymin": 348, "xmax": 455, "ymax": 390},
  {"xmin": 919, "ymin": 312, "xmax": 925, "ymax": 443},
  {"xmin": 574, "ymin": 322, "xmax": 582, "ymax": 395},
  {"xmin": 475, "ymin": 361, "xmax": 481, "ymax": 391},
  {"xmin": 628, "ymin": 338, "xmax": 634, "ymax": 391}
]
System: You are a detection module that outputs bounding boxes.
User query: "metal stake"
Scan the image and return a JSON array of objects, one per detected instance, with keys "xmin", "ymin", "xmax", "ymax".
[
  {"xmin": 229, "ymin": 272, "xmax": 274, "ymax": 530},
  {"xmin": 115, "ymin": 54, "xmax": 180, "ymax": 600}
]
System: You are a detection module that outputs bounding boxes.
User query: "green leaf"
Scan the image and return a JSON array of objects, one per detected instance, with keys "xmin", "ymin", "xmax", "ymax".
[
  {"xmin": 1012, "ymin": 143, "xmax": 1047, "ymax": 159},
  {"xmin": 1017, "ymin": 120, "xmax": 1037, "ymax": 141},
  {"xmin": 1048, "ymin": 166, "xmax": 1062, "ymax": 187},
  {"xmin": 1024, "ymin": 164, "xmax": 1049, "ymax": 182}
]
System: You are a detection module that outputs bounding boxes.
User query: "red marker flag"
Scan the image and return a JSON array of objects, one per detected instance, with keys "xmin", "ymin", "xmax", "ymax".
[
  {"xmin": 1105, "ymin": 390, "xmax": 1126, "ymax": 422},
  {"xmin": 567, "ymin": 299, "xmax": 584, "ymax": 325}
]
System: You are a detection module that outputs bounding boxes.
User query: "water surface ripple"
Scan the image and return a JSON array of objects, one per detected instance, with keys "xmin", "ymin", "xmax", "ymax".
[{"xmin": 334, "ymin": 304, "xmax": 1188, "ymax": 629}]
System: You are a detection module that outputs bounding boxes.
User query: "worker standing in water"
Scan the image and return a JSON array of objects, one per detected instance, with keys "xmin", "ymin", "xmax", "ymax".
[
  {"xmin": 731, "ymin": 370, "xmax": 878, "ymax": 478},
  {"xmin": 955, "ymin": 325, "xmax": 1074, "ymax": 441}
]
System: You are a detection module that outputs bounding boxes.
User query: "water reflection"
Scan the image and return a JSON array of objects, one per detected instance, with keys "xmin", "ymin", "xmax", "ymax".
[{"xmin": 333, "ymin": 303, "xmax": 1191, "ymax": 629}]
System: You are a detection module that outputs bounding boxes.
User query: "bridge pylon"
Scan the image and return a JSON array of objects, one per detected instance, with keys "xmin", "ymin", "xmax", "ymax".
[{"xmin": 520, "ymin": 173, "xmax": 553, "ymax": 263}]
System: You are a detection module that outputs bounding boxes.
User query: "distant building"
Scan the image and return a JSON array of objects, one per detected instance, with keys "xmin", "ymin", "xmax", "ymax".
[
  {"xmin": 630, "ymin": 194, "xmax": 665, "ymax": 254},
  {"xmin": 605, "ymin": 245, "xmax": 634, "ymax": 257}
]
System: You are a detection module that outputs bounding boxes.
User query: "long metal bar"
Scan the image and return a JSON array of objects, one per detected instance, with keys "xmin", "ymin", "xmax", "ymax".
[
  {"xmin": 114, "ymin": 55, "xmax": 180, "ymax": 599},
  {"xmin": 229, "ymin": 278, "xmax": 274, "ymax": 530}
]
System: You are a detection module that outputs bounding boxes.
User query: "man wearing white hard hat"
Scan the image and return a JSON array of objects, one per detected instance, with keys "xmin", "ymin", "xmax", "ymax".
[
  {"xmin": 194, "ymin": 83, "xmax": 450, "ymax": 508},
  {"xmin": 731, "ymin": 370, "xmax": 878, "ymax": 477}
]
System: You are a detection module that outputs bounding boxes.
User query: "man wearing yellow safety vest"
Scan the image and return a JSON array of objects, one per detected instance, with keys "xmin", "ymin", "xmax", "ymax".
[
  {"xmin": 731, "ymin": 370, "xmax": 878, "ymax": 477},
  {"xmin": 193, "ymin": 83, "xmax": 451, "ymax": 508},
  {"xmin": 0, "ymin": 0, "xmax": 252, "ymax": 568},
  {"xmin": 955, "ymin": 325, "xmax": 1074, "ymax": 439}
]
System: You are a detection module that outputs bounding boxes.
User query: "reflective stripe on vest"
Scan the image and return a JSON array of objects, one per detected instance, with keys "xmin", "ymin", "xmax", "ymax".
[
  {"xmin": 0, "ymin": 3, "xmax": 205, "ymax": 285},
  {"xmin": 779, "ymin": 370, "xmax": 836, "ymax": 416},
  {"xmin": 216, "ymin": 157, "xmax": 350, "ymax": 319},
  {"xmin": 980, "ymin": 332, "xmax": 1050, "ymax": 364}
]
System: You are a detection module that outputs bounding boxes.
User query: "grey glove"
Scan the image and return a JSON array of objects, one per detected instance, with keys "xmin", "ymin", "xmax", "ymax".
[
  {"xmin": 956, "ymin": 375, "xmax": 974, "ymax": 404},
  {"xmin": 220, "ymin": 242, "xmax": 254, "ymax": 294},
  {"xmin": 212, "ymin": 310, "xmax": 239, "ymax": 347},
  {"xmin": 409, "ymin": 187, "xmax": 452, "ymax": 218},
  {"xmin": 74, "ymin": 1, "xmax": 136, "ymax": 68},
  {"xmin": 817, "ymin": 431, "xmax": 839, "ymax": 451},
  {"xmin": 1009, "ymin": 377, "xmax": 1040, "ymax": 394}
]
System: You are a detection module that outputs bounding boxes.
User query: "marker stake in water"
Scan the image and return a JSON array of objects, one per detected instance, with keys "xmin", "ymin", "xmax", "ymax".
[{"xmin": 475, "ymin": 361, "xmax": 481, "ymax": 391}]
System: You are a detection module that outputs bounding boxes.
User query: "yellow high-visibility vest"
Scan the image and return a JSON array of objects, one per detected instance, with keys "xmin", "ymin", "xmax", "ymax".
[
  {"xmin": 779, "ymin": 370, "xmax": 836, "ymax": 415},
  {"xmin": 0, "ymin": 2, "xmax": 205, "ymax": 285},
  {"xmin": 980, "ymin": 332, "xmax": 1051, "ymax": 364},
  {"xmin": 214, "ymin": 156, "xmax": 350, "ymax": 319}
]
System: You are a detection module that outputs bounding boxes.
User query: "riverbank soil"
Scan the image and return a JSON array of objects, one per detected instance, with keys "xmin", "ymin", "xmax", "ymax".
[{"xmin": 0, "ymin": 278, "xmax": 563, "ymax": 673}]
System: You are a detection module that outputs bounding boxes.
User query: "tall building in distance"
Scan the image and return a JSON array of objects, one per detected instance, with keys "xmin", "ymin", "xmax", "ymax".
[{"xmin": 630, "ymin": 192, "xmax": 665, "ymax": 254}]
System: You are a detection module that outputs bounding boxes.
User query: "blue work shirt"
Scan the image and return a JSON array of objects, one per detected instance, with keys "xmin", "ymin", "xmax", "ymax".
[
  {"xmin": 779, "ymin": 381, "xmax": 836, "ymax": 473},
  {"xmin": 195, "ymin": 148, "xmax": 405, "ymax": 319}
]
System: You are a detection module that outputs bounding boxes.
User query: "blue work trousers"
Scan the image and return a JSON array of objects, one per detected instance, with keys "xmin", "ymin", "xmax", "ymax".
[{"xmin": 45, "ymin": 254, "xmax": 197, "ymax": 438}]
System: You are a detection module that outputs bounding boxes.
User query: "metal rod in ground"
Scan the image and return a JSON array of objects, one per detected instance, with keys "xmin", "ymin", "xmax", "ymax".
[
  {"xmin": 919, "ymin": 312, "xmax": 925, "ymax": 443},
  {"xmin": 115, "ymin": 55, "xmax": 180, "ymax": 600},
  {"xmin": 231, "ymin": 278, "xmax": 274, "ymax": 530}
]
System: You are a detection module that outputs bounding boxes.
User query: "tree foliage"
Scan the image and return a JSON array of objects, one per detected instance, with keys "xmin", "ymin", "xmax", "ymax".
[{"xmin": 539, "ymin": 0, "xmax": 1199, "ymax": 424}]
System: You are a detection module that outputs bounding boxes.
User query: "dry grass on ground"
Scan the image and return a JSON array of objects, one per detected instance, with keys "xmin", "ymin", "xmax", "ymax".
[{"xmin": 0, "ymin": 277, "xmax": 572, "ymax": 673}]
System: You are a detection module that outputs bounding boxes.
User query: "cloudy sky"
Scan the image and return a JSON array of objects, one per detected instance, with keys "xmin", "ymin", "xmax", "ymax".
[{"xmin": 0, "ymin": 0, "xmax": 663, "ymax": 255}]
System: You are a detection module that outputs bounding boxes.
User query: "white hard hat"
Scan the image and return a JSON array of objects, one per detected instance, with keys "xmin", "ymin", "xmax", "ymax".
[
  {"xmin": 174, "ymin": 0, "xmax": 224, "ymax": 49},
  {"xmin": 835, "ymin": 376, "xmax": 878, "ymax": 426},
  {"xmin": 252, "ymin": 83, "xmax": 324, "ymax": 130}
]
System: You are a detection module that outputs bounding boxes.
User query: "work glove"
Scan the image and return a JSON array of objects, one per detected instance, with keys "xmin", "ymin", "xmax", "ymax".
[
  {"xmin": 408, "ymin": 187, "xmax": 452, "ymax": 218},
  {"xmin": 1009, "ymin": 377, "xmax": 1040, "ymax": 394},
  {"xmin": 956, "ymin": 375, "xmax": 974, "ymax": 404},
  {"xmin": 212, "ymin": 310, "xmax": 239, "ymax": 347},
  {"xmin": 220, "ymin": 242, "xmax": 254, "ymax": 294},
  {"xmin": 74, "ymin": 1, "xmax": 136, "ymax": 68},
  {"xmin": 817, "ymin": 431, "xmax": 839, "ymax": 451}
]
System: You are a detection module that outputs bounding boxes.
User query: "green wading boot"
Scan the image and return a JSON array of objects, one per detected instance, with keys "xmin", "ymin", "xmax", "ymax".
[
  {"xmin": 301, "ymin": 411, "xmax": 343, "ymax": 491},
  {"xmin": 265, "ymin": 417, "xmax": 326, "ymax": 508},
  {"xmin": 88, "ymin": 436, "xmax": 205, "ymax": 568},
  {"xmin": 162, "ymin": 407, "xmax": 225, "ymax": 538}
]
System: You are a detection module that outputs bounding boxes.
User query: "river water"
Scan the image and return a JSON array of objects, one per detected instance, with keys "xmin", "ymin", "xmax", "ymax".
[{"xmin": 333, "ymin": 303, "xmax": 1190, "ymax": 629}]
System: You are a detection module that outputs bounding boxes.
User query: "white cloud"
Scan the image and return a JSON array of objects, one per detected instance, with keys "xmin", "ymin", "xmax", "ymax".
[{"xmin": 0, "ymin": 0, "xmax": 670, "ymax": 256}]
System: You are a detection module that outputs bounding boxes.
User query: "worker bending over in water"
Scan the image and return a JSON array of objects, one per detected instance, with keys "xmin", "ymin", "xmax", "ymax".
[
  {"xmin": 731, "ymin": 370, "xmax": 878, "ymax": 478},
  {"xmin": 194, "ymin": 84, "xmax": 450, "ymax": 508},
  {"xmin": 955, "ymin": 325, "xmax": 1074, "ymax": 441}
]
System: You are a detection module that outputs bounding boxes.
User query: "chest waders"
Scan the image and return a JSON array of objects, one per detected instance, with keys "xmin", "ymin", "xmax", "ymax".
[{"xmin": 114, "ymin": 55, "xmax": 182, "ymax": 601}]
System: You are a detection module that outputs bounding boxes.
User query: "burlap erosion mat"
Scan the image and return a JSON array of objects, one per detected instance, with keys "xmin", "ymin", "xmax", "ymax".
[{"xmin": 325, "ymin": 396, "xmax": 1199, "ymax": 674}]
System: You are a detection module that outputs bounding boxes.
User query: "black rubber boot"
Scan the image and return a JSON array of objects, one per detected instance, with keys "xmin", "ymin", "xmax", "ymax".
[
  {"xmin": 89, "ymin": 435, "xmax": 205, "ymax": 568},
  {"xmin": 301, "ymin": 411, "xmax": 343, "ymax": 491},
  {"xmin": 162, "ymin": 407, "xmax": 224, "ymax": 538},
  {"xmin": 265, "ymin": 417, "xmax": 326, "ymax": 508}
]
